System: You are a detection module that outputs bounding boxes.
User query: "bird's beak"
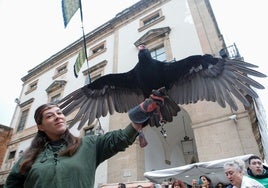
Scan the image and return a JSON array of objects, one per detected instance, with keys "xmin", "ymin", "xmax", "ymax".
[{"xmin": 138, "ymin": 44, "xmax": 146, "ymax": 50}]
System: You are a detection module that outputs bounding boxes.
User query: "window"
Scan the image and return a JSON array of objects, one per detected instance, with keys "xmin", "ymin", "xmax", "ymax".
[
  {"xmin": 85, "ymin": 73, "xmax": 102, "ymax": 85},
  {"xmin": 53, "ymin": 63, "xmax": 68, "ymax": 79},
  {"xmin": 134, "ymin": 27, "xmax": 172, "ymax": 61},
  {"xmin": 150, "ymin": 46, "xmax": 166, "ymax": 61},
  {"xmin": 57, "ymin": 66, "xmax": 67, "ymax": 74},
  {"xmin": 7, "ymin": 151, "xmax": 16, "ymax": 160},
  {"xmin": 88, "ymin": 41, "xmax": 106, "ymax": 60},
  {"xmin": 16, "ymin": 109, "xmax": 29, "ymax": 132},
  {"xmin": 19, "ymin": 150, "xmax": 24, "ymax": 157},
  {"xmin": 25, "ymin": 80, "xmax": 38, "ymax": 94},
  {"xmin": 83, "ymin": 60, "xmax": 107, "ymax": 85},
  {"xmin": 143, "ymin": 12, "xmax": 160, "ymax": 26},
  {"xmin": 30, "ymin": 82, "xmax": 37, "ymax": 90},
  {"xmin": 16, "ymin": 98, "xmax": 34, "ymax": 131},
  {"xmin": 92, "ymin": 44, "xmax": 105, "ymax": 54},
  {"xmin": 138, "ymin": 9, "xmax": 165, "ymax": 32},
  {"xmin": 46, "ymin": 80, "xmax": 66, "ymax": 102},
  {"xmin": 50, "ymin": 93, "xmax": 61, "ymax": 103}
]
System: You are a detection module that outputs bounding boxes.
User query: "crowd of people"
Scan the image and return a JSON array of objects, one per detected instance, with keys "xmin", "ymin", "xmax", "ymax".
[
  {"xmin": 223, "ymin": 158, "xmax": 263, "ymax": 188},
  {"xmin": 144, "ymin": 154, "xmax": 268, "ymax": 188},
  {"xmin": 159, "ymin": 154, "xmax": 268, "ymax": 188}
]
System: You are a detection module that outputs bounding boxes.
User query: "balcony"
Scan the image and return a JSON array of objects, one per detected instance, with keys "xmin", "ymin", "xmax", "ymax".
[{"xmin": 219, "ymin": 43, "xmax": 243, "ymax": 60}]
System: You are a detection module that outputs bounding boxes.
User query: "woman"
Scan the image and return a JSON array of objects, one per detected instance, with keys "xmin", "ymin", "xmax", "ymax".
[
  {"xmin": 199, "ymin": 175, "xmax": 213, "ymax": 188},
  {"xmin": 4, "ymin": 90, "xmax": 167, "ymax": 188},
  {"xmin": 192, "ymin": 175, "xmax": 213, "ymax": 188},
  {"xmin": 224, "ymin": 159, "xmax": 264, "ymax": 188},
  {"xmin": 171, "ymin": 179, "xmax": 185, "ymax": 188}
]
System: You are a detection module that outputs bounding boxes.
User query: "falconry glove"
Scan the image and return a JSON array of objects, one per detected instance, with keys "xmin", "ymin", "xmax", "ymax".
[
  {"xmin": 128, "ymin": 88, "xmax": 165, "ymax": 127},
  {"xmin": 128, "ymin": 87, "xmax": 180, "ymax": 127},
  {"xmin": 128, "ymin": 88, "xmax": 164, "ymax": 148},
  {"xmin": 128, "ymin": 87, "xmax": 180, "ymax": 147}
]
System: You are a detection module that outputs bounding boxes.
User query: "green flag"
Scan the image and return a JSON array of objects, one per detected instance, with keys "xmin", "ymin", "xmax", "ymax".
[
  {"xmin": 61, "ymin": 0, "xmax": 80, "ymax": 28},
  {"xmin": 74, "ymin": 48, "xmax": 86, "ymax": 77}
]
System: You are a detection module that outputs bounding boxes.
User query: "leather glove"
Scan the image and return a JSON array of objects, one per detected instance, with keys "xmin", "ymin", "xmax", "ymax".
[
  {"xmin": 128, "ymin": 89, "xmax": 164, "ymax": 127},
  {"xmin": 128, "ymin": 87, "xmax": 180, "ymax": 127},
  {"xmin": 148, "ymin": 87, "xmax": 180, "ymax": 127},
  {"xmin": 128, "ymin": 87, "xmax": 180, "ymax": 148}
]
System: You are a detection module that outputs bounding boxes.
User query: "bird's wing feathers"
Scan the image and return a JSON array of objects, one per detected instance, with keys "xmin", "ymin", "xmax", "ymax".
[
  {"xmin": 166, "ymin": 55, "xmax": 266, "ymax": 110},
  {"xmin": 59, "ymin": 72, "xmax": 144, "ymax": 129},
  {"xmin": 59, "ymin": 49, "xmax": 266, "ymax": 130}
]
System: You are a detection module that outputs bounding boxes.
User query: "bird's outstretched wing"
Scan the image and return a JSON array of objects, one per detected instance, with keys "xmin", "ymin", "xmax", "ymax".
[
  {"xmin": 59, "ymin": 47, "xmax": 266, "ymax": 130},
  {"xmin": 163, "ymin": 55, "xmax": 266, "ymax": 110},
  {"xmin": 59, "ymin": 71, "xmax": 145, "ymax": 129}
]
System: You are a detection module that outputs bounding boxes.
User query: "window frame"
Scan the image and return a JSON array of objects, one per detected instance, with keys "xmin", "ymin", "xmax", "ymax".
[
  {"xmin": 16, "ymin": 108, "xmax": 29, "ymax": 132},
  {"xmin": 134, "ymin": 27, "xmax": 172, "ymax": 61},
  {"xmin": 138, "ymin": 9, "xmax": 165, "ymax": 32},
  {"xmin": 6, "ymin": 150, "xmax": 16, "ymax": 161},
  {"xmin": 83, "ymin": 60, "xmax": 107, "ymax": 85},
  {"xmin": 88, "ymin": 41, "xmax": 107, "ymax": 60},
  {"xmin": 25, "ymin": 80, "xmax": 38, "ymax": 95},
  {"xmin": 53, "ymin": 62, "xmax": 68, "ymax": 79},
  {"xmin": 46, "ymin": 80, "xmax": 66, "ymax": 103},
  {"xmin": 150, "ymin": 45, "xmax": 166, "ymax": 62},
  {"xmin": 50, "ymin": 93, "xmax": 61, "ymax": 103}
]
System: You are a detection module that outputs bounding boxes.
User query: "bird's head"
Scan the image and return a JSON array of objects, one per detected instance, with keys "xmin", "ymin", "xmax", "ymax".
[{"xmin": 138, "ymin": 44, "xmax": 152, "ymax": 62}]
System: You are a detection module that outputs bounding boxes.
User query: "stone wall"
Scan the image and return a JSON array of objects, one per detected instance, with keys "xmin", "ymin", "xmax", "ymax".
[{"xmin": 0, "ymin": 125, "xmax": 12, "ymax": 167}]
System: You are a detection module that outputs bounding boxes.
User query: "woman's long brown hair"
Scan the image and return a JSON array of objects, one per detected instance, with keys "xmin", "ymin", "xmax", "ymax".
[{"xmin": 19, "ymin": 103, "xmax": 81, "ymax": 174}]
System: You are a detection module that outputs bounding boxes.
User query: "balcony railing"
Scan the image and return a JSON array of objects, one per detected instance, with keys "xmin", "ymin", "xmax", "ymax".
[{"xmin": 219, "ymin": 43, "xmax": 243, "ymax": 60}]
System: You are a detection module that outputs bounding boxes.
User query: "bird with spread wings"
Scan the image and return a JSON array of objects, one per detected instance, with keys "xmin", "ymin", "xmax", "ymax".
[{"xmin": 59, "ymin": 45, "xmax": 267, "ymax": 130}]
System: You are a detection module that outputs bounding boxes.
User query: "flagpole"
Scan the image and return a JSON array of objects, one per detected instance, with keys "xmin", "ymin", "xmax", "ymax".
[
  {"xmin": 78, "ymin": 0, "xmax": 91, "ymax": 84},
  {"xmin": 78, "ymin": 0, "xmax": 103, "ymax": 130}
]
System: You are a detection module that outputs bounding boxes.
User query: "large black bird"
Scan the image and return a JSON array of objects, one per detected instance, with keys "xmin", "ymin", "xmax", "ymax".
[{"xmin": 59, "ymin": 45, "xmax": 267, "ymax": 129}]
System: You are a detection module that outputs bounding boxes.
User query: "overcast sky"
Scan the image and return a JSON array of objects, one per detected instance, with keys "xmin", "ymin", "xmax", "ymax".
[{"xmin": 0, "ymin": 0, "xmax": 267, "ymax": 126}]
